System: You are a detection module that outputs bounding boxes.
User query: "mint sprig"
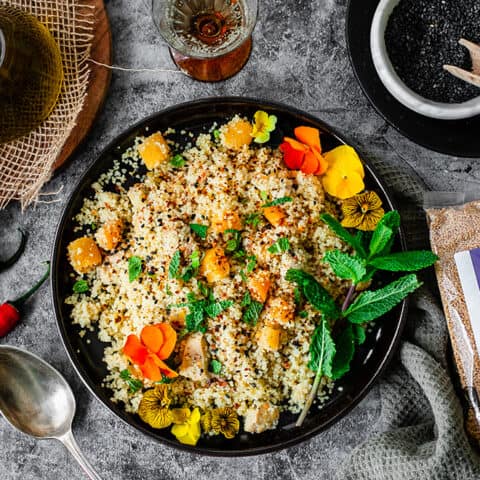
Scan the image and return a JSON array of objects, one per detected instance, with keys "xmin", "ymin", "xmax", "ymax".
[{"xmin": 344, "ymin": 274, "xmax": 421, "ymax": 323}]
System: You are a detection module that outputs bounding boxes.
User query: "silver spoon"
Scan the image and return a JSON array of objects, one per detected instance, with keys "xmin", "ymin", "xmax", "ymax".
[{"xmin": 0, "ymin": 345, "xmax": 102, "ymax": 480}]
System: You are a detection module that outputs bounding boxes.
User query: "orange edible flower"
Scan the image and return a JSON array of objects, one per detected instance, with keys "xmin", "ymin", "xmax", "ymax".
[
  {"xmin": 123, "ymin": 323, "xmax": 178, "ymax": 381},
  {"xmin": 279, "ymin": 126, "xmax": 328, "ymax": 175},
  {"xmin": 123, "ymin": 334, "xmax": 148, "ymax": 365}
]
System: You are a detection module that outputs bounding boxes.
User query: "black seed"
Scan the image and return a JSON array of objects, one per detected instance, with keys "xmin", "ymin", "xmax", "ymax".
[{"xmin": 385, "ymin": 0, "xmax": 480, "ymax": 103}]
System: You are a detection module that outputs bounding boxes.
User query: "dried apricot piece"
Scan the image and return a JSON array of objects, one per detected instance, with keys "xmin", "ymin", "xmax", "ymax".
[
  {"xmin": 263, "ymin": 206, "xmax": 286, "ymax": 227},
  {"xmin": 138, "ymin": 132, "xmax": 171, "ymax": 170},
  {"xmin": 221, "ymin": 118, "xmax": 253, "ymax": 150},
  {"xmin": 67, "ymin": 236, "xmax": 102, "ymax": 274},
  {"xmin": 200, "ymin": 247, "xmax": 230, "ymax": 283}
]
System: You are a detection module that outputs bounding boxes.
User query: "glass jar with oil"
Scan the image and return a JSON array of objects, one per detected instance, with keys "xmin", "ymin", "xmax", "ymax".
[{"xmin": 0, "ymin": 6, "xmax": 63, "ymax": 144}]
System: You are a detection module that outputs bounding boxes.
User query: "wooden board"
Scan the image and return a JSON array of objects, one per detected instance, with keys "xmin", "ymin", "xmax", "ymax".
[{"xmin": 54, "ymin": 0, "xmax": 112, "ymax": 170}]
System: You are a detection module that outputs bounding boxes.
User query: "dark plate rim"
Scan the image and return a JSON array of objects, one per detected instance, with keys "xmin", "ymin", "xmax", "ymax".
[
  {"xmin": 345, "ymin": 0, "xmax": 480, "ymax": 159},
  {"xmin": 51, "ymin": 96, "xmax": 408, "ymax": 456}
]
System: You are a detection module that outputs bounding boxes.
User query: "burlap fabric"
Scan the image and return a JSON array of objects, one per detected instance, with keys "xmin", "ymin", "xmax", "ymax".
[
  {"xmin": 0, "ymin": 0, "xmax": 94, "ymax": 209},
  {"xmin": 338, "ymin": 155, "xmax": 480, "ymax": 479}
]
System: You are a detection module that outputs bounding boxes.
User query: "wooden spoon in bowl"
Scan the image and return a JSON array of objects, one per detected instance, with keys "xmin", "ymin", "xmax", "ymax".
[{"xmin": 444, "ymin": 39, "xmax": 480, "ymax": 88}]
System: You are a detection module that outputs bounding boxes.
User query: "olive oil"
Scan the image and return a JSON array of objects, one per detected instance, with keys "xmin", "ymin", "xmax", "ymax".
[{"xmin": 0, "ymin": 6, "xmax": 63, "ymax": 144}]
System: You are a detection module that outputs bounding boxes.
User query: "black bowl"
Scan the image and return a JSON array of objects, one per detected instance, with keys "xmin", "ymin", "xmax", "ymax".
[{"xmin": 51, "ymin": 97, "xmax": 407, "ymax": 456}]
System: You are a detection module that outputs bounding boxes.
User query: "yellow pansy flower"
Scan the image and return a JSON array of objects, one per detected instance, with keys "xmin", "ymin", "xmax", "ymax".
[
  {"xmin": 171, "ymin": 408, "xmax": 201, "ymax": 446},
  {"xmin": 322, "ymin": 145, "xmax": 365, "ymax": 199},
  {"xmin": 341, "ymin": 191, "xmax": 385, "ymax": 231},
  {"xmin": 251, "ymin": 110, "xmax": 277, "ymax": 144}
]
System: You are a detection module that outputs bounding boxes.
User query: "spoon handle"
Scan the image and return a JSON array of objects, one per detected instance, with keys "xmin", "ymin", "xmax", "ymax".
[{"xmin": 59, "ymin": 430, "xmax": 103, "ymax": 480}]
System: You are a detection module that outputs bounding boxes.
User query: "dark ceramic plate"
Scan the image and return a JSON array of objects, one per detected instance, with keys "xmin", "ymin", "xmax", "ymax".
[
  {"xmin": 346, "ymin": 0, "xmax": 480, "ymax": 158},
  {"xmin": 51, "ymin": 97, "xmax": 407, "ymax": 456}
]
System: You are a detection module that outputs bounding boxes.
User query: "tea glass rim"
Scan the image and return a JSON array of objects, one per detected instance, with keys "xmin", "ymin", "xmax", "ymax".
[{"xmin": 151, "ymin": 0, "xmax": 258, "ymax": 60}]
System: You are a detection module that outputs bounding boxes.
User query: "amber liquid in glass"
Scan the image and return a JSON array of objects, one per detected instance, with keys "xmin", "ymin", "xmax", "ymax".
[
  {"xmin": 167, "ymin": 0, "xmax": 252, "ymax": 81},
  {"xmin": 0, "ymin": 6, "xmax": 63, "ymax": 144}
]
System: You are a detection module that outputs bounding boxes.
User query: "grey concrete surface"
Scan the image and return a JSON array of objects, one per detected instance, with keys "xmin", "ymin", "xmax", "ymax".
[{"xmin": 0, "ymin": 0, "xmax": 476, "ymax": 479}]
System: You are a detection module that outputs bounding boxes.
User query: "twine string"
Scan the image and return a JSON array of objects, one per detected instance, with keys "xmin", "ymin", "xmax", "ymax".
[{"xmin": 88, "ymin": 58, "xmax": 182, "ymax": 74}]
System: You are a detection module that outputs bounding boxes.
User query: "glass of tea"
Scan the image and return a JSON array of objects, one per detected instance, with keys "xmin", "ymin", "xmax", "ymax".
[{"xmin": 151, "ymin": 0, "xmax": 258, "ymax": 82}]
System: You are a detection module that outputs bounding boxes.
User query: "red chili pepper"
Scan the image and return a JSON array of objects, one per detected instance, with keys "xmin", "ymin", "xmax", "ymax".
[{"xmin": 0, "ymin": 262, "xmax": 50, "ymax": 338}]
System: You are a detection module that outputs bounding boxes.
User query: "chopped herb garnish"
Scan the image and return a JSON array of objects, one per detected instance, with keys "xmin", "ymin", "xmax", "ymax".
[
  {"xmin": 165, "ymin": 284, "xmax": 172, "ymax": 296},
  {"xmin": 190, "ymin": 223, "xmax": 208, "ymax": 239},
  {"xmin": 170, "ymin": 154, "xmax": 185, "ymax": 168},
  {"xmin": 198, "ymin": 280, "xmax": 209, "ymax": 297},
  {"xmin": 157, "ymin": 374, "xmax": 173, "ymax": 384},
  {"xmin": 224, "ymin": 229, "xmax": 244, "ymax": 256},
  {"xmin": 172, "ymin": 292, "xmax": 233, "ymax": 333},
  {"xmin": 299, "ymin": 310, "xmax": 308, "ymax": 318},
  {"xmin": 245, "ymin": 213, "xmax": 261, "ymax": 228},
  {"xmin": 128, "ymin": 256, "xmax": 143, "ymax": 282},
  {"xmin": 73, "ymin": 279, "xmax": 89, "ymax": 294},
  {"xmin": 241, "ymin": 291, "xmax": 263, "ymax": 325},
  {"xmin": 213, "ymin": 129, "xmax": 220, "ymax": 140},
  {"xmin": 268, "ymin": 237, "xmax": 290, "ymax": 254},
  {"xmin": 210, "ymin": 359, "xmax": 222, "ymax": 374},
  {"xmin": 262, "ymin": 196, "xmax": 293, "ymax": 208},
  {"xmin": 240, "ymin": 270, "xmax": 248, "ymax": 282},
  {"xmin": 168, "ymin": 250, "xmax": 181, "ymax": 279},
  {"xmin": 120, "ymin": 369, "xmax": 143, "ymax": 393},
  {"xmin": 246, "ymin": 255, "xmax": 257, "ymax": 273},
  {"xmin": 90, "ymin": 222, "xmax": 97, "ymax": 231},
  {"xmin": 181, "ymin": 250, "xmax": 202, "ymax": 282},
  {"xmin": 260, "ymin": 191, "xmax": 269, "ymax": 202}
]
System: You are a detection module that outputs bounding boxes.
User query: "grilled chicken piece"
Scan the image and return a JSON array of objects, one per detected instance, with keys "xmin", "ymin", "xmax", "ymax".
[
  {"xmin": 179, "ymin": 332, "xmax": 209, "ymax": 381},
  {"xmin": 244, "ymin": 403, "xmax": 280, "ymax": 433}
]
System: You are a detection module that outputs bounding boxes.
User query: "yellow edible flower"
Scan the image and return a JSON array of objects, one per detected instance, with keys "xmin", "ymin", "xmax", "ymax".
[
  {"xmin": 171, "ymin": 408, "xmax": 201, "ymax": 446},
  {"xmin": 251, "ymin": 110, "xmax": 277, "ymax": 144},
  {"xmin": 341, "ymin": 191, "xmax": 385, "ymax": 231},
  {"xmin": 138, "ymin": 385, "xmax": 172, "ymax": 429},
  {"xmin": 322, "ymin": 145, "xmax": 365, "ymax": 199},
  {"xmin": 210, "ymin": 407, "xmax": 240, "ymax": 439}
]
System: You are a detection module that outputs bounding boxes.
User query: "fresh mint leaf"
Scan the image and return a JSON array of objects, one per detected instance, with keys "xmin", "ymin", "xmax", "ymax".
[
  {"xmin": 299, "ymin": 310, "xmax": 308, "ymax": 318},
  {"xmin": 352, "ymin": 324, "xmax": 367, "ymax": 345},
  {"xmin": 308, "ymin": 317, "xmax": 336, "ymax": 377},
  {"xmin": 245, "ymin": 213, "xmax": 261, "ymax": 228},
  {"xmin": 294, "ymin": 287, "xmax": 303, "ymax": 305},
  {"xmin": 73, "ymin": 279, "xmax": 89, "ymax": 294},
  {"xmin": 170, "ymin": 154, "xmax": 185, "ymax": 168},
  {"xmin": 168, "ymin": 250, "xmax": 181, "ymax": 279},
  {"xmin": 344, "ymin": 274, "xmax": 421, "ymax": 324},
  {"xmin": 262, "ymin": 196, "xmax": 293, "ymax": 208},
  {"xmin": 303, "ymin": 279, "xmax": 341, "ymax": 320},
  {"xmin": 368, "ymin": 223, "xmax": 393, "ymax": 259},
  {"xmin": 210, "ymin": 359, "xmax": 222, "ymax": 374},
  {"xmin": 205, "ymin": 300, "xmax": 233, "ymax": 318},
  {"xmin": 120, "ymin": 369, "xmax": 143, "ymax": 393},
  {"xmin": 190, "ymin": 223, "xmax": 208, "ymax": 239},
  {"xmin": 128, "ymin": 256, "xmax": 143, "ymax": 282},
  {"xmin": 369, "ymin": 211, "xmax": 401, "ymax": 258},
  {"xmin": 323, "ymin": 250, "xmax": 366, "ymax": 284},
  {"xmin": 320, "ymin": 213, "xmax": 367, "ymax": 258},
  {"xmin": 242, "ymin": 300, "xmax": 263, "ymax": 325},
  {"xmin": 368, "ymin": 251, "xmax": 438, "ymax": 272},
  {"xmin": 268, "ymin": 237, "xmax": 290, "ymax": 254},
  {"xmin": 286, "ymin": 269, "xmax": 340, "ymax": 319},
  {"xmin": 331, "ymin": 325, "xmax": 355, "ymax": 380}
]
